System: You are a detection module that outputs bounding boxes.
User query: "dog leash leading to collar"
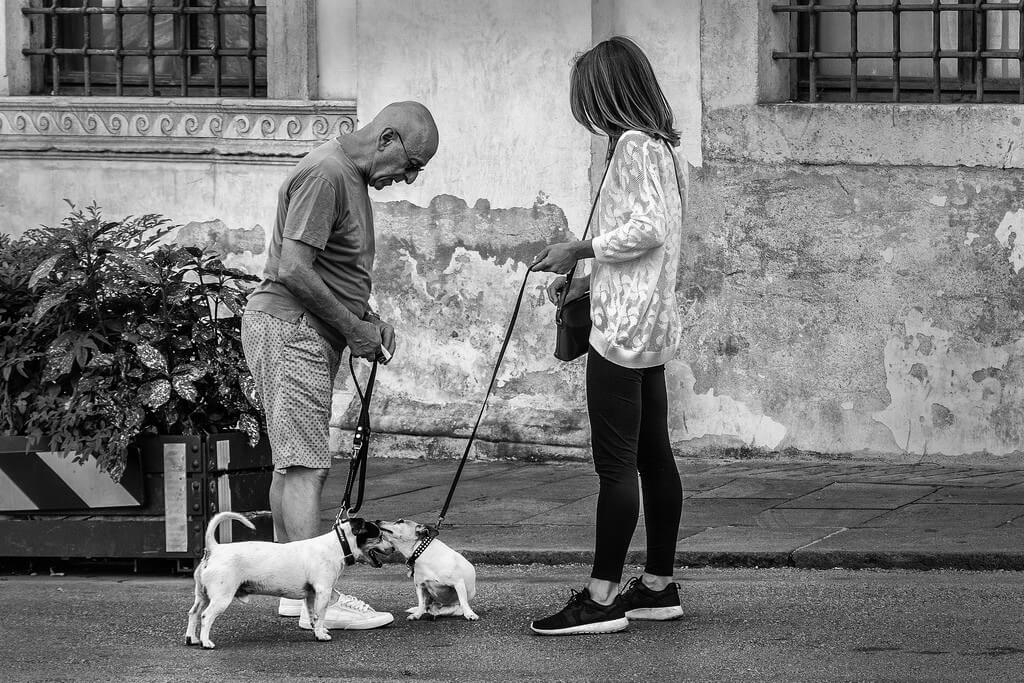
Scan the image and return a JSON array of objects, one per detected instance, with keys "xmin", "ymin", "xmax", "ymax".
[
  {"xmin": 435, "ymin": 268, "xmax": 532, "ymax": 531},
  {"xmin": 341, "ymin": 357, "xmax": 378, "ymax": 516}
]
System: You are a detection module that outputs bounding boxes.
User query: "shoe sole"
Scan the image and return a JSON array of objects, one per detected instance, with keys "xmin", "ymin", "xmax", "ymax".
[
  {"xmin": 298, "ymin": 614, "xmax": 395, "ymax": 630},
  {"xmin": 278, "ymin": 606, "xmax": 302, "ymax": 618},
  {"xmin": 625, "ymin": 606, "xmax": 684, "ymax": 620},
  {"xmin": 530, "ymin": 617, "xmax": 629, "ymax": 636}
]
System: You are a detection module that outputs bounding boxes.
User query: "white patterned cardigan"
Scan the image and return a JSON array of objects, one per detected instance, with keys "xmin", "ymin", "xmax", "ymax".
[{"xmin": 589, "ymin": 130, "xmax": 688, "ymax": 369}]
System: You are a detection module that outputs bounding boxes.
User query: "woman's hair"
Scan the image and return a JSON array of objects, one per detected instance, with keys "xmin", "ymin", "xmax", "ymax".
[{"xmin": 570, "ymin": 36, "xmax": 680, "ymax": 150}]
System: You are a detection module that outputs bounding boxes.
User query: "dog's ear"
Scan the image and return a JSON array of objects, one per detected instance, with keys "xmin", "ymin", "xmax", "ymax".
[
  {"xmin": 351, "ymin": 518, "xmax": 383, "ymax": 546},
  {"xmin": 415, "ymin": 524, "xmax": 439, "ymax": 540}
]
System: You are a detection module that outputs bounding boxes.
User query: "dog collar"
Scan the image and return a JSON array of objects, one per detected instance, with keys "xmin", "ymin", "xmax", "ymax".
[
  {"xmin": 334, "ymin": 522, "xmax": 356, "ymax": 567},
  {"xmin": 406, "ymin": 536, "xmax": 434, "ymax": 572}
]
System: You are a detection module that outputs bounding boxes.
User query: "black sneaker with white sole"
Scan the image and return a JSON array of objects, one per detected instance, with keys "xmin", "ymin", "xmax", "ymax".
[
  {"xmin": 616, "ymin": 576, "xmax": 684, "ymax": 620},
  {"xmin": 530, "ymin": 588, "xmax": 629, "ymax": 636}
]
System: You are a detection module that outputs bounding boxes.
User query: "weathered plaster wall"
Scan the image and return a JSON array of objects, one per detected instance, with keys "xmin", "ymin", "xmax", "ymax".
[
  {"xmin": 680, "ymin": 163, "xmax": 1024, "ymax": 461},
  {"xmin": 0, "ymin": 157, "xmax": 281, "ymax": 278},
  {"xmin": 694, "ymin": 0, "xmax": 1024, "ymax": 463}
]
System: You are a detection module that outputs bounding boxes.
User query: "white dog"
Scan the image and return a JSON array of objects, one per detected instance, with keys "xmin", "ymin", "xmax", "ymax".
[
  {"xmin": 378, "ymin": 519, "xmax": 478, "ymax": 621},
  {"xmin": 185, "ymin": 512, "xmax": 394, "ymax": 649}
]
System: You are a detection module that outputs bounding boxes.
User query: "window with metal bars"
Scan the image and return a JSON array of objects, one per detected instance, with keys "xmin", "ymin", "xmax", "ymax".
[
  {"xmin": 772, "ymin": 1, "xmax": 1024, "ymax": 103},
  {"xmin": 22, "ymin": 0, "xmax": 267, "ymax": 97}
]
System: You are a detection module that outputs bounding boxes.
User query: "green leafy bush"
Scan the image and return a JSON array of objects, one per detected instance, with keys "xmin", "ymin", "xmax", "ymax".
[{"xmin": 0, "ymin": 202, "xmax": 264, "ymax": 479}]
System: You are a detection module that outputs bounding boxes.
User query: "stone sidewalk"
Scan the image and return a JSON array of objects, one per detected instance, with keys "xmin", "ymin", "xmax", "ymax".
[{"xmin": 319, "ymin": 456, "xmax": 1024, "ymax": 570}]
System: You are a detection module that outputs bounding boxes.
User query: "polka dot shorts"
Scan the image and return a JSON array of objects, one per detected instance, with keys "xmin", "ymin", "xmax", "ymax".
[{"xmin": 241, "ymin": 311, "xmax": 341, "ymax": 470}]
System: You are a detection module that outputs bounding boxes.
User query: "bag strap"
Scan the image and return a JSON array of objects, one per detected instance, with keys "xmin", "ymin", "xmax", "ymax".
[{"xmin": 556, "ymin": 141, "xmax": 616, "ymax": 321}]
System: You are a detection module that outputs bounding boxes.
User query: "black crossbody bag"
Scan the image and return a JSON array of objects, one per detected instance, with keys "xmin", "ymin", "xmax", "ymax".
[{"xmin": 554, "ymin": 140, "xmax": 684, "ymax": 361}]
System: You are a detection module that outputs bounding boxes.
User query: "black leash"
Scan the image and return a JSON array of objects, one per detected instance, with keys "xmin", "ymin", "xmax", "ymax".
[
  {"xmin": 340, "ymin": 356, "xmax": 378, "ymax": 516},
  {"xmin": 435, "ymin": 268, "xmax": 532, "ymax": 530}
]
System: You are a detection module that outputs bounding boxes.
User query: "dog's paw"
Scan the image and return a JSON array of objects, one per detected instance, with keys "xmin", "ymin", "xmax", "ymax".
[
  {"xmin": 464, "ymin": 612, "xmax": 480, "ymax": 621},
  {"xmin": 313, "ymin": 629, "xmax": 332, "ymax": 642},
  {"xmin": 406, "ymin": 610, "xmax": 428, "ymax": 621},
  {"xmin": 201, "ymin": 640, "xmax": 216, "ymax": 650},
  {"xmin": 185, "ymin": 635, "xmax": 200, "ymax": 646}
]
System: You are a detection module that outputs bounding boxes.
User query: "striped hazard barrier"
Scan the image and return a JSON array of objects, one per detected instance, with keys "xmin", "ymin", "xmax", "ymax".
[{"xmin": 0, "ymin": 450, "xmax": 144, "ymax": 512}]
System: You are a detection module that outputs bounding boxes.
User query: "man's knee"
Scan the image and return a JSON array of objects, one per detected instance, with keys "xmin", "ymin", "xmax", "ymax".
[{"xmin": 278, "ymin": 466, "xmax": 330, "ymax": 496}]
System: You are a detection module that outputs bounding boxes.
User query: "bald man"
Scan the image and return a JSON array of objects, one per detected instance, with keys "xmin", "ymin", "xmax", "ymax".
[{"xmin": 241, "ymin": 101, "xmax": 439, "ymax": 630}]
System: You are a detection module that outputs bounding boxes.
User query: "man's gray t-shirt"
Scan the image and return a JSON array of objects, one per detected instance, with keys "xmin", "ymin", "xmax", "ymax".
[{"xmin": 246, "ymin": 138, "xmax": 374, "ymax": 351}]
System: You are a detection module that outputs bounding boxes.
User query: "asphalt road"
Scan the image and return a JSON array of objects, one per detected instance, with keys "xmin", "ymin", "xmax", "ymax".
[{"xmin": 3, "ymin": 564, "xmax": 1023, "ymax": 682}]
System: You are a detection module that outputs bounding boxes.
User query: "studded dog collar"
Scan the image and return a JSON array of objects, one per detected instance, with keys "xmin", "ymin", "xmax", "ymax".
[{"xmin": 405, "ymin": 535, "xmax": 435, "ymax": 575}]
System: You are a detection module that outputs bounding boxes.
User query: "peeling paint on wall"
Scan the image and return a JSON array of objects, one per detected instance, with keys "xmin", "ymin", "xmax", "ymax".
[
  {"xmin": 994, "ymin": 209, "xmax": 1024, "ymax": 274},
  {"xmin": 172, "ymin": 219, "xmax": 266, "ymax": 273},
  {"xmin": 666, "ymin": 360, "xmax": 787, "ymax": 448},
  {"xmin": 873, "ymin": 308, "xmax": 1024, "ymax": 456},
  {"xmin": 332, "ymin": 194, "xmax": 591, "ymax": 453}
]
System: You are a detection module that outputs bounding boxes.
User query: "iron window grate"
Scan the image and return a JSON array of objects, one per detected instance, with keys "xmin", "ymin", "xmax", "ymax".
[
  {"xmin": 772, "ymin": 1, "xmax": 1024, "ymax": 103},
  {"xmin": 22, "ymin": 0, "xmax": 267, "ymax": 98}
]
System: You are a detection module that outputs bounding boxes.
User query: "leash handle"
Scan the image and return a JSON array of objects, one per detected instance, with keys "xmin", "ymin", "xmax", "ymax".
[
  {"xmin": 437, "ymin": 268, "xmax": 532, "ymax": 529},
  {"xmin": 341, "ymin": 357, "xmax": 378, "ymax": 515}
]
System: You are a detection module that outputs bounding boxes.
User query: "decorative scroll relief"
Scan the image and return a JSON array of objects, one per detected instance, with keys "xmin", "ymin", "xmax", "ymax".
[{"xmin": 0, "ymin": 97, "xmax": 357, "ymax": 156}]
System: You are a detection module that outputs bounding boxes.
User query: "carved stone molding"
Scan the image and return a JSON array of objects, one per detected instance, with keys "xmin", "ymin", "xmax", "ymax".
[{"xmin": 0, "ymin": 97, "xmax": 357, "ymax": 158}]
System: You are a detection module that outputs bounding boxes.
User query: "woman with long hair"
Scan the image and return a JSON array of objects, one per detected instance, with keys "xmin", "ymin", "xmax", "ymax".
[{"xmin": 529, "ymin": 36, "xmax": 688, "ymax": 636}]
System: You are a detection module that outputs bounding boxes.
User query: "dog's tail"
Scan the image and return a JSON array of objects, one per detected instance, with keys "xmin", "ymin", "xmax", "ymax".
[{"xmin": 204, "ymin": 511, "xmax": 254, "ymax": 548}]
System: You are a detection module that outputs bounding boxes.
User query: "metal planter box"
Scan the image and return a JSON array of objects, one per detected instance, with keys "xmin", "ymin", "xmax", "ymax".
[{"xmin": 0, "ymin": 432, "xmax": 273, "ymax": 561}]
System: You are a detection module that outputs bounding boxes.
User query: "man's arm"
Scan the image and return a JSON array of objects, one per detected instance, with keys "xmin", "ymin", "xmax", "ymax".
[{"xmin": 278, "ymin": 237, "xmax": 381, "ymax": 360}]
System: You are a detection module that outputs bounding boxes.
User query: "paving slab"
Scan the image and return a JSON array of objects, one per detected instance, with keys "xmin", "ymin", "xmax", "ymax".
[
  {"xmin": 677, "ymin": 526, "xmax": 843, "ymax": 554},
  {"xmin": 680, "ymin": 498, "xmax": 789, "ymax": 526},
  {"xmin": 918, "ymin": 485, "xmax": 1024, "ymax": 505},
  {"xmin": 862, "ymin": 503, "xmax": 1024, "ymax": 530},
  {"xmin": 751, "ymin": 508, "xmax": 889, "ymax": 529},
  {"xmin": 437, "ymin": 495, "xmax": 573, "ymax": 525},
  {"xmin": 691, "ymin": 477, "xmax": 830, "ymax": 500},
  {"xmin": 778, "ymin": 483, "xmax": 936, "ymax": 510}
]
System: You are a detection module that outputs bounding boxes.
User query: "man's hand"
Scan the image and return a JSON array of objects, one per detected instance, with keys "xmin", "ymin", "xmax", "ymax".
[
  {"xmin": 348, "ymin": 319, "xmax": 383, "ymax": 361},
  {"xmin": 374, "ymin": 318, "xmax": 396, "ymax": 364}
]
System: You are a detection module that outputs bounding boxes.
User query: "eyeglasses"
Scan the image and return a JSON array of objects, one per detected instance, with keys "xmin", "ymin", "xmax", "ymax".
[{"xmin": 394, "ymin": 130, "xmax": 425, "ymax": 175}]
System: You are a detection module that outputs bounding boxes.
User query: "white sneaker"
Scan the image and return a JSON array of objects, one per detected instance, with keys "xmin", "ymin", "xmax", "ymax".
[
  {"xmin": 278, "ymin": 597, "xmax": 303, "ymax": 617},
  {"xmin": 298, "ymin": 591, "xmax": 394, "ymax": 630}
]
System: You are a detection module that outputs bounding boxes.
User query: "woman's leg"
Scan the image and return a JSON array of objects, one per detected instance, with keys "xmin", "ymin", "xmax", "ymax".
[
  {"xmin": 636, "ymin": 364, "xmax": 682, "ymax": 588},
  {"xmin": 586, "ymin": 347, "xmax": 644, "ymax": 601}
]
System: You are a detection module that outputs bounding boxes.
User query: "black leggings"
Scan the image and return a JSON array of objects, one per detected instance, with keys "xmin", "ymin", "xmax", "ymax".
[{"xmin": 587, "ymin": 347, "xmax": 682, "ymax": 583}]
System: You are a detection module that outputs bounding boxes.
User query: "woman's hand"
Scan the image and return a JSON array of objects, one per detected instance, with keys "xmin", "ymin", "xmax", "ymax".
[
  {"xmin": 546, "ymin": 276, "xmax": 567, "ymax": 304},
  {"xmin": 546, "ymin": 274, "xmax": 589, "ymax": 305},
  {"xmin": 531, "ymin": 240, "xmax": 593, "ymax": 275}
]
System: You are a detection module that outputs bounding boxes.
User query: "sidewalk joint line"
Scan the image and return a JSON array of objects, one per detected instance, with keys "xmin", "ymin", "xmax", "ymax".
[{"xmin": 792, "ymin": 527, "xmax": 849, "ymax": 553}]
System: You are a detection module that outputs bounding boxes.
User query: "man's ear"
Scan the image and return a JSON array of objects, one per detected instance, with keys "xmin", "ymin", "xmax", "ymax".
[{"xmin": 378, "ymin": 127, "xmax": 396, "ymax": 150}]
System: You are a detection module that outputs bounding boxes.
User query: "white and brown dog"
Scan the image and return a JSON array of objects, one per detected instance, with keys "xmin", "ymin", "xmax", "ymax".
[
  {"xmin": 185, "ymin": 512, "xmax": 394, "ymax": 649},
  {"xmin": 377, "ymin": 519, "xmax": 478, "ymax": 621}
]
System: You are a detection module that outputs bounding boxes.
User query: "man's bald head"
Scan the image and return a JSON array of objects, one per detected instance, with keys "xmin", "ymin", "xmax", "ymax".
[{"xmin": 368, "ymin": 101, "xmax": 439, "ymax": 164}]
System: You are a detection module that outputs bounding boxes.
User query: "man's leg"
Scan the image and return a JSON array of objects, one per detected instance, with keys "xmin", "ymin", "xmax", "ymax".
[
  {"xmin": 269, "ymin": 470, "xmax": 287, "ymax": 542},
  {"xmin": 280, "ymin": 466, "xmax": 329, "ymax": 541}
]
